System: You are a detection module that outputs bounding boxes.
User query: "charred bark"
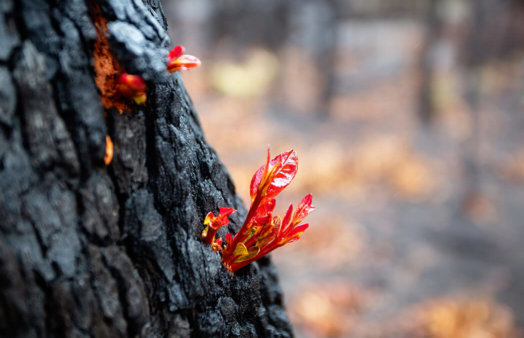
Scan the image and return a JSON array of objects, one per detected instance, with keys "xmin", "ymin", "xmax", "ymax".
[{"xmin": 0, "ymin": 0, "xmax": 293, "ymax": 337}]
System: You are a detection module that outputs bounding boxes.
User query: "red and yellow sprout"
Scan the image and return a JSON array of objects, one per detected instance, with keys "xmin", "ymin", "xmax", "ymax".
[
  {"xmin": 167, "ymin": 45, "xmax": 201, "ymax": 73},
  {"xmin": 202, "ymin": 207, "xmax": 236, "ymax": 252},
  {"xmin": 202, "ymin": 148, "xmax": 314, "ymax": 273},
  {"xmin": 115, "ymin": 73, "xmax": 147, "ymax": 105},
  {"xmin": 112, "ymin": 46, "xmax": 200, "ymax": 106},
  {"xmin": 104, "ymin": 135, "xmax": 114, "ymax": 165}
]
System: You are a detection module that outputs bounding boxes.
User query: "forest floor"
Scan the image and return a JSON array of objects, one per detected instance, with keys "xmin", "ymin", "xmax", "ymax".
[{"xmin": 183, "ymin": 19, "xmax": 524, "ymax": 337}]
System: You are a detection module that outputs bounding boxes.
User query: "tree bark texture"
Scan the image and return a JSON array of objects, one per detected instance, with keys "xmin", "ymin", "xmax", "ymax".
[{"xmin": 0, "ymin": 0, "xmax": 293, "ymax": 337}]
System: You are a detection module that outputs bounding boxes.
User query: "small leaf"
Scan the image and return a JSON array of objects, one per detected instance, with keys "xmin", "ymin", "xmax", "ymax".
[
  {"xmin": 292, "ymin": 194, "xmax": 314, "ymax": 226},
  {"xmin": 233, "ymin": 244, "xmax": 260, "ymax": 263},
  {"xmin": 116, "ymin": 73, "xmax": 147, "ymax": 105},
  {"xmin": 211, "ymin": 238, "xmax": 223, "ymax": 252},
  {"xmin": 119, "ymin": 73, "xmax": 146, "ymax": 91},
  {"xmin": 206, "ymin": 207, "xmax": 236, "ymax": 230},
  {"xmin": 250, "ymin": 149, "xmax": 298, "ymax": 201},
  {"xmin": 167, "ymin": 45, "xmax": 201, "ymax": 73},
  {"xmin": 280, "ymin": 204, "xmax": 293, "ymax": 232},
  {"xmin": 281, "ymin": 224, "xmax": 309, "ymax": 244},
  {"xmin": 250, "ymin": 147, "xmax": 270, "ymax": 199},
  {"xmin": 232, "ymin": 242, "xmax": 248, "ymax": 258},
  {"xmin": 168, "ymin": 45, "xmax": 184, "ymax": 59},
  {"xmin": 104, "ymin": 135, "xmax": 113, "ymax": 166}
]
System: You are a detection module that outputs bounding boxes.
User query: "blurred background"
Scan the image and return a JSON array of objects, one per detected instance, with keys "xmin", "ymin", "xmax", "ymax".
[{"xmin": 162, "ymin": 0, "xmax": 524, "ymax": 336}]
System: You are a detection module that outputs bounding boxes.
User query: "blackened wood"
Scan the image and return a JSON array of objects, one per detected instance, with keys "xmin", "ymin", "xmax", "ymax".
[{"xmin": 0, "ymin": 0, "xmax": 293, "ymax": 336}]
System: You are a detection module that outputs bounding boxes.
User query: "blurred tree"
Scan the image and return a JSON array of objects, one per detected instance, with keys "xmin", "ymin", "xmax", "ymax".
[
  {"xmin": 418, "ymin": 0, "xmax": 524, "ymax": 123},
  {"xmin": 0, "ymin": 0, "xmax": 293, "ymax": 337},
  {"xmin": 417, "ymin": 0, "xmax": 442, "ymax": 123},
  {"xmin": 210, "ymin": 0, "xmax": 290, "ymax": 50},
  {"xmin": 287, "ymin": 0, "xmax": 339, "ymax": 118},
  {"xmin": 450, "ymin": 0, "xmax": 524, "ymax": 222}
]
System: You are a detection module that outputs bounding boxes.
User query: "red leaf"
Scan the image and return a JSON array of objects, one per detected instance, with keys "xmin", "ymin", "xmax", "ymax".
[
  {"xmin": 167, "ymin": 45, "xmax": 201, "ymax": 73},
  {"xmin": 250, "ymin": 149, "xmax": 298, "ymax": 201},
  {"xmin": 250, "ymin": 147, "xmax": 270, "ymax": 199},
  {"xmin": 282, "ymin": 223, "xmax": 309, "ymax": 244},
  {"xmin": 292, "ymin": 194, "xmax": 314, "ymax": 225},
  {"xmin": 211, "ymin": 238, "xmax": 223, "ymax": 252},
  {"xmin": 168, "ymin": 45, "xmax": 184, "ymax": 59},
  {"xmin": 116, "ymin": 73, "xmax": 147, "ymax": 105},
  {"xmin": 204, "ymin": 207, "xmax": 236, "ymax": 230},
  {"xmin": 118, "ymin": 73, "xmax": 146, "ymax": 91},
  {"xmin": 280, "ymin": 204, "xmax": 293, "ymax": 232},
  {"xmin": 254, "ymin": 198, "xmax": 276, "ymax": 220}
]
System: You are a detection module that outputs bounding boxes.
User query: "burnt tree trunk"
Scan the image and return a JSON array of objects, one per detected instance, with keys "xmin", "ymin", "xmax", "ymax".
[{"xmin": 0, "ymin": 0, "xmax": 293, "ymax": 337}]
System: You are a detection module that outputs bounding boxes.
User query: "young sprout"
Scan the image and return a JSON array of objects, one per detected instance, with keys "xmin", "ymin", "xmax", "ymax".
[
  {"xmin": 104, "ymin": 135, "xmax": 113, "ymax": 165},
  {"xmin": 167, "ymin": 45, "xmax": 201, "ymax": 73},
  {"xmin": 115, "ymin": 73, "xmax": 147, "ymax": 105},
  {"xmin": 202, "ymin": 147, "xmax": 314, "ymax": 273}
]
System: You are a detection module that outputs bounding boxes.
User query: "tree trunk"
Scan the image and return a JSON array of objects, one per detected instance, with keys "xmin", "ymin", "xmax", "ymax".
[
  {"xmin": 417, "ymin": 0, "xmax": 441, "ymax": 124},
  {"xmin": 0, "ymin": 0, "xmax": 293, "ymax": 337}
]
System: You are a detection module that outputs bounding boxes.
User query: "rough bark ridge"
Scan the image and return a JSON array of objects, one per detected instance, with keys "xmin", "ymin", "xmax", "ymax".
[{"xmin": 0, "ymin": 0, "xmax": 293, "ymax": 336}]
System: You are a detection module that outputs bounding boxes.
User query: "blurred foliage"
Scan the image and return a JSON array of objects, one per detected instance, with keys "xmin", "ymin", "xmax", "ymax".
[
  {"xmin": 422, "ymin": 298, "xmax": 515, "ymax": 338},
  {"xmin": 211, "ymin": 49, "xmax": 278, "ymax": 97}
]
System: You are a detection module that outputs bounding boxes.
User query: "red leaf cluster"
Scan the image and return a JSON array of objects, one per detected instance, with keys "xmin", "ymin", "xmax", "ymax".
[
  {"xmin": 202, "ymin": 148, "xmax": 314, "ymax": 273},
  {"xmin": 114, "ymin": 45, "xmax": 201, "ymax": 107},
  {"xmin": 167, "ymin": 45, "xmax": 201, "ymax": 73},
  {"xmin": 115, "ymin": 73, "xmax": 147, "ymax": 105}
]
